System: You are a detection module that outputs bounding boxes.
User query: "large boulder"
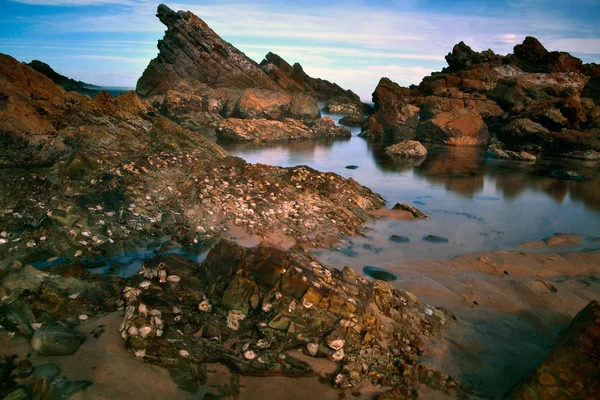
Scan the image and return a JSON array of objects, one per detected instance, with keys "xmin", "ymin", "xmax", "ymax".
[
  {"xmin": 507, "ymin": 301, "xmax": 600, "ymax": 399},
  {"xmin": 416, "ymin": 108, "xmax": 491, "ymax": 146},
  {"xmin": 512, "ymin": 36, "xmax": 584, "ymax": 73},
  {"xmin": 385, "ymin": 141, "xmax": 428, "ymax": 159}
]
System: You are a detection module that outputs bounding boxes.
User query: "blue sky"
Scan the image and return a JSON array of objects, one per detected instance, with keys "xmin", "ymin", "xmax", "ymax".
[{"xmin": 1, "ymin": 0, "xmax": 599, "ymax": 100}]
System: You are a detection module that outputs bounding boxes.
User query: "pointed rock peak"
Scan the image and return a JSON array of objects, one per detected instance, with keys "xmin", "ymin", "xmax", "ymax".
[
  {"xmin": 156, "ymin": 3, "xmax": 178, "ymax": 25},
  {"xmin": 514, "ymin": 36, "xmax": 549, "ymax": 60}
]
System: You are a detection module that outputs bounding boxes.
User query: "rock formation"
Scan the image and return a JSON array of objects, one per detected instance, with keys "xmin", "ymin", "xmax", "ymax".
[
  {"xmin": 363, "ymin": 37, "xmax": 600, "ymax": 156},
  {"xmin": 119, "ymin": 240, "xmax": 457, "ymax": 396},
  {"xmin": 136, "ymin": 4, "xmax": 365, "ymax": 130},
  {"xmin": 0, "ymin": 52, "xmax": 385, "ymax": 269},
  {"xmin": 508, "ymin": 300, "xmax": 600, "ymax": 399},
  {"xmin": 216, "ymin": 117, "xmax": 351, "ymax": 142}
]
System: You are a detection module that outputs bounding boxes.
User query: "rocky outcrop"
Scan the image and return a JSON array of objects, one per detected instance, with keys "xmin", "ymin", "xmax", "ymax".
[
  {"xmin": 27, "ymin": 60, "xmax": 100, "ymax": 95},
  {"xmin": 0, "ymin": 51, "xmax": 385, "ymax": 269},
  {"xmin": 215, "ymin": 117, "xmax": 351, "ymax": 142},
  {"xmin": 385, "ymin": 140, "xmax": 428, "ymax": 159},
  {"xmin": 137, "ymin": 4, "xmax": 280, "ymax": 97},
  {"xmin": 136, "ymin": 5, "xmax": 359, "ymax": 130},
  {"xmin": 260, "ymin": 52, "xmax": 361, "ymax": 104},
  {"xmin": 364, "ymin": 37, "xmax": 600, "ymax": 155},
  {"xmin": 119, "ymin": 240, "xmax": 456, "ymax": 395},
  {"xmin": 508, "ymin": 300, "xmax": 600, "ymax": 399}
]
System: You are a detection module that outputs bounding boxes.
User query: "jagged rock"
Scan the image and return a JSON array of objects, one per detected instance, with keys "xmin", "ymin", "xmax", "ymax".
[
  {"xmin": 260, "ymin": 52, "xmax": 360, "ymax": 103},
  {"xmin": 339, "ymin": 114, "xmax": 367, "ymax": 127},
  {"xmin": 416, "ymin": 108, "xmax": 490, "ymax": 146},
  {"xmin": 215, "ymin": 117, "xmax": 350, "ymax": 142},
  {"xmin": 27, "ymin": 60, "xmax": 100, "ymax": 95},
  {"xmin": 119, "ymin": 240, "xmax": 456, "ymax": 395},
  {"xmin": 486, "ymin": 147, "xmax": 536, "ymax": 162},
  {"xmin": 31, "ymin": 326, "xmax": 85, "ymax": 356},
  {"xmin": 444, "ymin": 41, "xmax": 502, "ymax": 73},
  {"xmin": 385, "ymin": 141, "xmax": 428, "ymax": 159},
  {"xmin": 365, "ymin": 36, "xmax": 599, "ymax": 153},
  {"xmin": 137, "ymin": 4, "xmax": 281, "ymax": 97},
  {"xmin": 507, "ymin": 301, "xmax": 600, "ymax": 399},
  {"xmin": 511, "ymin": 36, "xmax": 584, "ymax": 74}
]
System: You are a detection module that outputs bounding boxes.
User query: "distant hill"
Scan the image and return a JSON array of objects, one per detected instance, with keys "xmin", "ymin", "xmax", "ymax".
[{"xmin": 27, "ymin": 60, "xmax": 103, "ymax": 96}]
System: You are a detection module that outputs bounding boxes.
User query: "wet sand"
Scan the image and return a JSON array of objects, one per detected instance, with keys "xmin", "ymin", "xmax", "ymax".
[
  {"xmin": 394, "ymin": 247, "xmax": 600, "ymax": 398},
  {"xmin": 2, "ymin": 245, "xmax": 599, "ymax": 399}
]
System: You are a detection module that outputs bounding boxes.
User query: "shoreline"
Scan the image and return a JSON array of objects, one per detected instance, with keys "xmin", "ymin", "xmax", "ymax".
[{"xmin": 2, "ymin": 244, "xmax": 598, "ymax": 399}]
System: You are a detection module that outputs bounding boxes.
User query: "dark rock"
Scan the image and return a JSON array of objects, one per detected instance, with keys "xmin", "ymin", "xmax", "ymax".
[
  {"xmin": 548, "ymin": 170, "xmax": 586, "ymax": 182},
  {"xmin": 345, "ymin": 165, "xmax": 359, "ymax": 170},
  {"xmin": 323, "ymin": 98, "xmax": 373, "ymax": 116},
  {"xmin": 27, "ymin": 60, "xmax": 100, "ymax": 95},
  {"xmin": 31, "ymin": 326, "xmax": 85, "ymax": 356},
  {"xmin": 507, "ymin": 300, "xmax": 600, "ymax": 399},
  {"xmin": 339, "ymin": 115, "xmax": 367, "ymax": 127},
  {"xmin": 561, "ymin": 149, "xmax": 600, "ymax": 161},
  {"xmin": 391, "ymin": 204, "xmax": 428, "ymax": 219},
  {"xmin": 512, "ymin": 36, "xmax": 583, "ymax": 73},
  {"xmin": 422, "ymin": 235, "xmax": 449, "ymax": 244},
  {"xmin": 389, "ymin": 235, "xmax": 410, "ymax": 244},
  {"xmin": 363, "ymin": 266, "xmax": 397, "ymax": 282},
  {"xmin": 33, "ymin": 363, "xmax": 61, "ymax": 380}
]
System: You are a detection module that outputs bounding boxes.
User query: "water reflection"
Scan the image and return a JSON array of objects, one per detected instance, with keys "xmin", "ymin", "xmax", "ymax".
[{"xmin": 205, "ymin": 109, "xmax": 600, "ymax": 261}]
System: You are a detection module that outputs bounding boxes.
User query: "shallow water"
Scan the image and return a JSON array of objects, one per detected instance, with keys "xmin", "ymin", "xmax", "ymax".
[{"xmin": 208, "ymin": 109, "xmax": 600, "ymax": 268}]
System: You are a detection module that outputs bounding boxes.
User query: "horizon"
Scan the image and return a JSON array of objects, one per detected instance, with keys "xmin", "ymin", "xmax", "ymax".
[{"xmin": 1, "ymin": 0, "xmax": 599, "ymax": 101}]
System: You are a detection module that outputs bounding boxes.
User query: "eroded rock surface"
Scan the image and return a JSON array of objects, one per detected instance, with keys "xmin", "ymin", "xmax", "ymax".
[
  {"xmin": 362, "ymin": 37, "xmax": 600, "ymax": 155},
  {"xmin": 119, "ymin": 240, "xmax": 456, "ymax": 396},
  {"xmin": 216, "ymin": 117, "xmax": 351, "ymax": 142}
]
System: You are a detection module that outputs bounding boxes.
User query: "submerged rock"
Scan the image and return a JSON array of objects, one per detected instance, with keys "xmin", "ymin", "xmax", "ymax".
[
  {"xmin": 423, "ymin": 235, "xmax": 449, "ymax": 244},
  {"xmin": 31, "ymin": 326, "xmax": 85, "ymax": 356},
  {"xmin": 486, "ymin": 147, "xmax": 536, "ymax": 162},
  {"xmin": 548, "ymin": 170, "xmax": 586, "ymax": 182},
  {"xmin": 119, "ymin": 240, "xmax": 455, "ymax": 396},
  {"xmin": 561, "ymin": 149, "xmax": 600, "ymax": 161},
  {"xmin": 389, "ymin": 235, "xmax": 410, "ymax": 244},
  {"xmin": 363, "ymin": 266, "xmax": 398, "ymax": 282},
  {"xmin": 385, "ymin": 141, "xmax": 428, "ymax": 159}
]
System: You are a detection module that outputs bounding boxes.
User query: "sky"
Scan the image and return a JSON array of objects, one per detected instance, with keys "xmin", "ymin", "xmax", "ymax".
[{"xmin": 1, "ymin": 0, "xmax": 599, "ymax": 100}]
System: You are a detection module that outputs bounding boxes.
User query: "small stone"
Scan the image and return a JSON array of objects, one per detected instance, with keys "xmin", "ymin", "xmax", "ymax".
[
  {"xmin": 363, "ymin": 266, "xmax": 397, "ymax": 281},
  {"xmin": 244, "ymin": 350, "xmax": 256, "ymax": 360},
  {"xmin": 331, "ymin": 348, "xmax": 345, "ymax": 362},
  {"xmin": 78, "ymin": 314, "xmax": 89, "ymax": 321},
  {"xmin": 167, "ymin": 275, "xmax": 181, "ymax": 283},
  {"xmin": 31, "ymin": 326, "xmax": 84, "ymax": 356},
  {"xmin": 139, "ymin": 326, "xmax": 153, "ymax": 338},
  {"xmin": 307, "ymin": 343, "xmax": 319, "ymax": 356},
  {"xmin": 33, "ymin": 363, "xmax": 61, "ymax": 380},
  {"xmin": 198, "ymin": 299, "xmax": 212, "ymax": 312}
]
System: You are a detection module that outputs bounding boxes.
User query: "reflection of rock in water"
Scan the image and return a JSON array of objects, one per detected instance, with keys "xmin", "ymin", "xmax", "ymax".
[{"xmin": 413, "ymin": 146, "xmax": 486, "ymax": 197}]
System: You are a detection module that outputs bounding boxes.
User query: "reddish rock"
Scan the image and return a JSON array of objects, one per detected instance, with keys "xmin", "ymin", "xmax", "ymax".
[
  {"xmin": 512, "ymin": 36, "xmax": 584, "ymax": 73},
  {"xmin": 416, "ymin": 109, "xmax": 490, "ymax": 146},
  {"xmin": 507, "ymin": 301, "xmax": 600, "ymax": 399}
]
